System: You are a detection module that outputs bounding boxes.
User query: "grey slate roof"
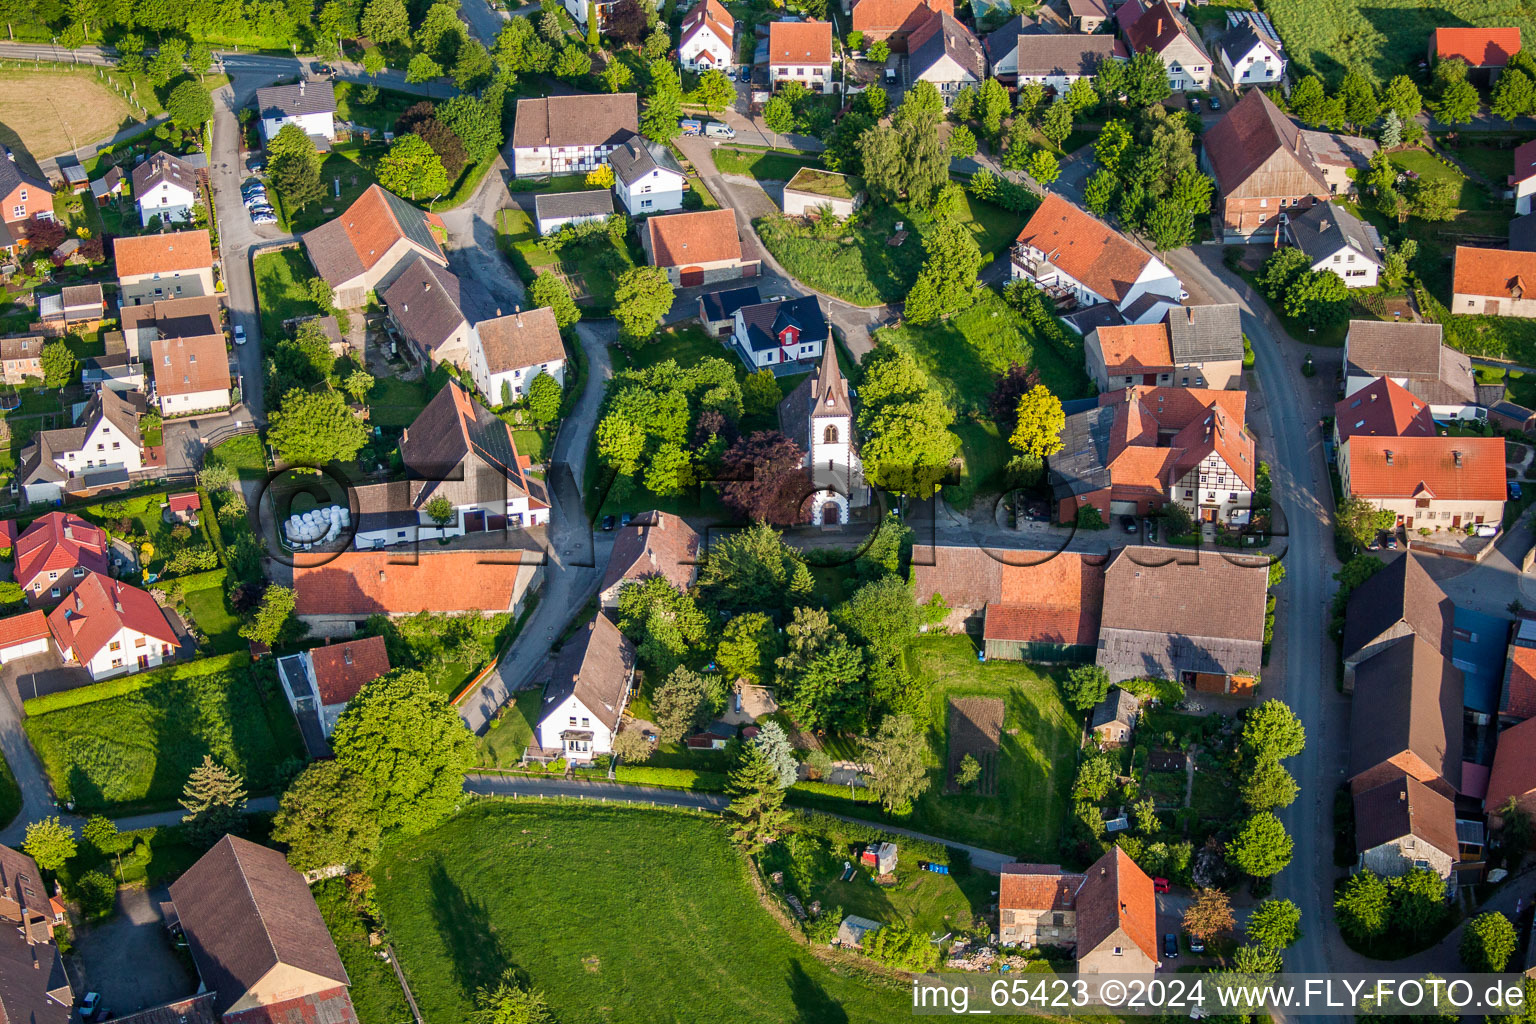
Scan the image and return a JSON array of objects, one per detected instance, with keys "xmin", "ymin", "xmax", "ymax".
[
  {"xmin": 0, "ymin": 153, "xmax": 50, "ymax": 203},
  {"xmin": 1344, "ymin": 321, "xmax": 1477, "ymax": 408},
  {"xmin": 737, "ymin": 295, "xmax": 828, "ymax": 352},
  {"xmin": 1511, "ymin": 212, "xmax": 1536, "ymax": 252},
  {"xmin": 1012, "ymin": 33, "xmax": 1122, "ymax": 78},
  {"xmin": 910, "ymin": 12, "xmax": 985, "ymax": 82},
  {"xmin": 1166, "ymin": 303, "xmax": 1243, "ymax": 362},
  {"xmin": 1219, "ymin": 21, "xmax": 1269, "ymax": 63},
  {"xmin": 700, "ymin": 285, "xmax": 761, "ymax": 322},
  {"xmin": 983, "ymin": 15, "xmax": 1041, "ymax": 65},
  {"xmin": 381, "ymin": 252, "xmax": 467, "ymax": 358},
  {"xmin": 131, "ymin": 151, "xmax": 199, "ymax": 198},
  {"xmin": 609, "ymin": 137, "xmax": 685, "ymax": 186},
  {"xmin": 1349, "ymin": 635, "xmax": 1463, "ymax": 792},
  {"xmin": 1090, "ymin": 687, "xmax": 1140, "ymax": 730},
  {"xmin": 255, "ymin": 80, "xmax": 337, "ymax": 119},
  {"xmin": 1048, "ymin": 404, "xmax": 1115, "ymax": 502},
  {"xmin": 533, "ymin": 189, "xmax": 614, "ymax": 224},
  {"xmin": 541, "ymin": 612, "xmax": 635, "ymax": 733},
  {"xmin": 511, "ymin": 93, "xmax": 638, "ymax": 150},
  {"xmin": 0, "ymin": 926, "xmax": 71, "ymax": 1024},
  {"xmin": 1286, "ymin": 202, "xmax": 1383, "ymax": 267}
]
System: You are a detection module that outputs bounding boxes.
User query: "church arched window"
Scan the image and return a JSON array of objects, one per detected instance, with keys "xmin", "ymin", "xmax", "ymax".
[{"xmin": 823, "ymin": 424, "xmax": 839, "ymax": 444}]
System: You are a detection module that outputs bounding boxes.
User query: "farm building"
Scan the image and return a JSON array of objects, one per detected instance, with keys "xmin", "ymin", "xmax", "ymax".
[
  {"xmin": 781, "ymin": 168, "xmax": 863, "ymax": 218},
  {"xmin": 533, "ymin": 189, "xmax": 614, "ymax": 236}
]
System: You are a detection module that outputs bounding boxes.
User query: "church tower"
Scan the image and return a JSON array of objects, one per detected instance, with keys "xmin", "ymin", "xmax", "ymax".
[{"xmin": 804, "ymin": 348, "xmax": 865, "ymax": 525}]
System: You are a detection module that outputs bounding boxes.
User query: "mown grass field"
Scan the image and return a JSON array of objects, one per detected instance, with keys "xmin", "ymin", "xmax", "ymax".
[
  {"xmin": 204, "ymin": 433, "xmax": 268, "ymax": 484},
  {"xmin": 253, "ymin": 248, "xmax": 326, "ymax": 340},
  {"xmin": 1266, "ymin": 0, "xmax": 1536, "ymax": 86},
  {"xmin": 24, "ymin": 656, "xmax": 305, "ymax": 812},
  {"xmin": 497, "ymin": 207, "xmax": 641, "ymax": 311},
  {"xmin": 0, "ymin": 751, "xmax": 20, "ymax": 828},
  {"xmin": 373, "ymin": 803, "xmax": 911, "ymax": 1024},
  {"xmin": 181, "ymin": 584, "xmax": 244, "ymax": 653},
  {"xmin": 712, "ymin": 146, "xmax": 823, "ymax": 182},
  {"xmin": 0, "ymin": 70, "xmax": 136, "ymax": 159}
]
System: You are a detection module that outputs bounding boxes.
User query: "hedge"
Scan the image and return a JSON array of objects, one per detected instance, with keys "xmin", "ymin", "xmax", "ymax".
[
  {"xmin": 197, "ymin": 487, "xmax": 226, "ymax": 563},
  {"xmin": 23, "ymin": 652, "xmax": 249, "ymax": 716},
  {"xmin": 788, "ymin": 779, "xmax": 880, "ymax": 804},
  {"xmin": 614, "ymin": 766, "xmax": 730, "ymax": 791},
  {"xmin": 151, "ymin": 567, "xmax": 227, "ymax": 599},
  {"xmin": 786, "ymin": 809, "xmax": 953, "ymax": 864}
]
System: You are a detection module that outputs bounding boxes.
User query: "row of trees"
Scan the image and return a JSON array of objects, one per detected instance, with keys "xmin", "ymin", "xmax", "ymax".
[{"xmin": 1084, "ymin": 110, "xmax": 1214, "ymax": 252}]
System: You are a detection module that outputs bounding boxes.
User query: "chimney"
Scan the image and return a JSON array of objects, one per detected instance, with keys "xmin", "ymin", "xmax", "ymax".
[
  {"xmin": 1385, "ymin": 450, "xmax": 1394, "ymax": 465},
  {"xmin": 516, "ymin": 305, "xmax": 523, "ymax": 327},
  {"xmin": 1453, "ymin": 450, "xmax": 1463, "ymax": 467},
  {"xmin": 299, "ymin": 80, "xmax": 305, "ymax": 95}
]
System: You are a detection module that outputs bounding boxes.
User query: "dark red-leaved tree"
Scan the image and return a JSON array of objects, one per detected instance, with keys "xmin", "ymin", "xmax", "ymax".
[
  {"xmin": 414, "ymin": 118, "xmax": 469, "ymax": 178},
  {"xmin": 694, "ymin": 408, "xmax": 740, "ymax": 448},
  {"xmin": 606, "ymin": 0, "xmax": 649, "ymax": 46},
  {"xmin": 394, "ymin": 101, "xmax": 438, "ymax": 138},
  {"xmin": 25, "ymin": 215, "xmax": 66, "ymax": 253},
  {"xmin": 719, "ymin": 430, "xmax": 809, "ymax": 526},
  {"xmin": 989, "ymin": 362, "xmax": 1042, "ymax": 429}
]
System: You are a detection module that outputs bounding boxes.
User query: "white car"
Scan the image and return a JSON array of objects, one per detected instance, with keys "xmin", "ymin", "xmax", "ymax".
[
  {"xmin": 1476, "ymin": 523, "xmax": 1499, "ymax": 537},
  {"xmin": 233, "ymin": 325, "xmax": 246, "ymax": 346},
  {"xmin": 79, "ymin": 994, "xmax": 99, "ymax": 1019}
]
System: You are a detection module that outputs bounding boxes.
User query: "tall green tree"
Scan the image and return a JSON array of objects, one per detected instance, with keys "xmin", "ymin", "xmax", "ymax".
[
  {"xmin": 166, "ymin": 80, "xmax": 213, "ymax": 131},
  {"xmin": 612, "ymin": 265, "xmax": 675, "ymax": 342},
  {"xmin": 39, "ymin": 340, "xmax": 73, "ymax": 387},
  {"xmin": 530, "ymin": 271, "xmax": 580, "ymax": 329},
  {"xmin": 725, "ymin": 744, "xmax": 791, "ymax": 854},
  {"xmin": 361, "ymin": 0, "xmax": 409, "ymax": 43},
  {"xmin": 1061, "ymin": 664, "xmax": 1111, "ymax": 711},
  {"xmin": 377, "ymin": 134, "xmax": 449, "ymax": 200},
  {"xmin": 616, "ymin": 575, "xmax": 708, "ymax": 675},
  {"xmin": 861, "ymin": 714, "xmax": 930, "ymax": 814},
  {"xmin": 699, "ymin": 521, "xmax": 813, "ymax": 611},
  {"xmin": 651, "ymin": 666, "xmax": 709, "ymax": 743},
  {"xmin": 238, "ymin": 584, "xmax": 301, "ymax": 647},
  {"xmin": 1433, "ymin": 78, "xmax": 1480, "ymax": 125},
  {"xmin": 1123, "ymin": 49, "xmax": 1171, "ymax": 106},
  {"xmin": 1335, "ymin": 870, "xmax": 1391, "ymax": 941},
  {"xmin": 1247, "ymin": 898, "xmax": 1301, "ymax": 949},
  {"xmin": 1241, "ymin": 699, "xmax": 1306, "ymax": 763},
  {"xmin": 179, "ymin": 755, "xmax": 249, "ymax": 846},
  {"xmin": 642, "ymin": 59, "xmax": 683, "ymax": 142},
  {"xmin": 269, "ymin": 388, "xmax": 368, "ymax": 465},
  {"xmin": 715, "ymin": 612, "xmax": 776, "ymax": 684},
  {"xmin": 1226, "ymin": 812, "xmax": 1293, "ymax": 878},
  {"xmin": 1461, "ymin": 912, "xmax": 1518, "ymax": 971},
  {"xmin": 1009, "ymin": 384, "xmax": 1064, "ymax": 460},
  {"xmin": 1339, "ymin": 70, "xmax": 1380, "ymax": 130},
  {"xmin": 697, "ymin": 69, "xmax": 735, "ymax": 114},
  {"xmin": 272, "ymin": 761, "xmax": 381, "ymax": 870},
  {"xmin": 22, "ymin": 817, "xmax": 75, "ymax": 871},
  {"xmin": 977, "ymin": 76, "xmax": 1010, "ymax": 137},
  {"xmin": 405, "ymin": 53, "xmax": 444, "ymax": 84}
]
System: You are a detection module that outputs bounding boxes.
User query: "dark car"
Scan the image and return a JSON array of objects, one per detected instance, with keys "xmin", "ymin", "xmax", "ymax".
[
  {"xmin": 1189, "ymin": 97, "xmax": 1201, "ymax": 113},
  {"xmin": 1188, "ymin": 935, "xmax": 1206, "ymax": 954},
  {"xmin": 1384, "ymin": 534, "xmax": 1399, "ymax": 550},
  {"xmin": 1163, "ymin": 933, "xmax": 1178, "ymax": 959},
  {"xmin": 600, "ymin": 514, "xmax": 616, "ymax": 531},
  {"xmin": 1120, "ymin": 515, "xmax": 1138, "ymax": 533},
  {"xmin": 1512, "ymin": 481, "xmax": 1524, "ymax": 500},
  {"xmin": 620, "ymin": 513, "xmax": 632, "ymax": 528},
  {"xmin": 1209, "ymin": 96, "xmax": 1221, "ymax": 111}
]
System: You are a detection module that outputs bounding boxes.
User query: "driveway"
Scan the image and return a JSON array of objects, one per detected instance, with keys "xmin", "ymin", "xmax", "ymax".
[{"xmin": 69, "ymin": 886, "xmax": 196, "ymax": 1017}]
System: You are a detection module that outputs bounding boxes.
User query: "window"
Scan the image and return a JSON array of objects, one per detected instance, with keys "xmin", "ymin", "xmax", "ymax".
[
  {"xmin": 1113, "ymin": 947, "xmax": 1123, "ymax": 956},
  {"xmin": 569, "ymin": 716, "xmax": 577, "ymax": 726},
  {"xmin": 111, "ymin": 658, "xmax": 122, "ymax": 668},
  {"xmin": 581, "ymin": 717, "xmax": 590, "ymax": 727},
  {"xmin": 73, "ymin": 567, "xmax": 84, "ymax": 578},
  {"xmin": 50, "ymin": 587, "xmax": 59, "ymax": 598},
  {"xmin": 10, "ymin": 205, "xmax": 21, "ymax": 219},
  {"xmin": 1052, "ymin": 913, "xmax": 1064, "ymax": 927},
  {"xmin": 18, "ymin": 189, "xmax": 25, "ymax": 201},
  {"xmin": 108, "ymin": 641, "xmax": 121, "ymax": 652},
  {"xmin": 48, "ymin": 571, "xmax": 57, "ymax": 581},
  {"xmin": 1229, "ymin": 492, "xmax": 1239, "ymax": 500},
  {"xmin": 824, "ymin": 424, "xmax": 839, "ymax": 444},
  {"xmin": 135, "ymin": 637, "xmax": 145, "ymax": 647}
]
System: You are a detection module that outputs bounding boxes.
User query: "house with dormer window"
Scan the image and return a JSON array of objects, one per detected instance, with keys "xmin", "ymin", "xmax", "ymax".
[
  {"xmin": 47, "ymin": 571, "xmax": 179, "ymax": 679},
  {"xmin": 730, "ymin": 295, "xmax": 828, "ymax": 371},
  {"xmin": 533, "ymin": 612, "xmax": 635, "ymax": 762},
  {"xmin": 14, "ymin": 512, "xmax": 107, "ymax": 605},
  {"xmin": 679, "ymin": 0, "xmax": 735, "ymax": 70},
  {"xmin": 17, "ymin": 389, "xmax": 145, "ymax": 505},
  {"xmin": 1118, "ymin": 0, "xmax": 1210, "ymax": 91}
]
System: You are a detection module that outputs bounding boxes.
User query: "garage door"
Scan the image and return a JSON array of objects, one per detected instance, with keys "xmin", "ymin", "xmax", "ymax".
[
  {"xmin": 679, "ymin": 267, "xmax": 704, "ymax": 287},
  {"xmin": 0, "ymin": 637, "xmax": 49, "ymax": 664},
  {"xmin": 1110, "ymin": 500, "xmax": 1138, "ymax": 516}
]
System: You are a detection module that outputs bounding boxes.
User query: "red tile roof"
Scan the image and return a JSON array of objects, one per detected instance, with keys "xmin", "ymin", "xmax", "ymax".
[
  {"xmin": 1489, "ymin": 715, "xmax": 1536, "ymax": 812},
  {"xmin": 15, "ymin": 512, "xmax": 107, "ymax": 591},
  {"xmin": 223, "ymin": 989, "xmax": 359, "ymax": 1024},
  {"xmin": 1433, "ymin": 27, "xmax": 1521, "ymax": 68},
  {"xmin": 851, "ymin": 0, "xmax": 952, "ymax": 34},
  {"xmin": 1099, "ymin": 386, "xmax": 1255, "ymax": 490},
  {"xmin": 294, "ymin": 551, "xmax": 536, "ymax": 616},
  {"xmin": 168, "ymin": 493, "xmax": 201, "ymax": 514},
  {"xmin": 681, "ymin": 0, "xmax": 734, "ymax": 45},
  {"xmin": 1075, "ymin": 847, "xmax": 1158, "ymax": 963},
  {"xmin": 1096, "ymin": 323, "xmax": 1173, "ymax": 373},
  {"xmin": 981, "ymin": 554, "xmax": 1105, "ymax": 646},
  {"xmin": 1017, "ymin": 195, "xmax": 1155, "ymax": 306},
  {"xmin": 0, "ymin": 520, "xmax": 16, "ymax": 548},
  {"xmin": 1504, "ymin": 642, "xmax": 1536, "ymax": 719},
  {"xmin": 1512, "ymin": 139, "xmax": 1536, "ymax": 186},
  {"xmin": 113, "ymin": 230, "xmax": 213, "ymax": 277},
  {"xmin": 151, "ymin": 333, "xmax": 230, "ymax": 397},
  {"xmin": 0, "ymin": 610, "xmax": 49, "ymax": 649},
  {"xmin": 1335, "ymin": 377, "xmax": 1434, "ymax": 440},
  {"xmin": 1121, "ymin": 0, "xmax": 1206, "ymax": 59},
  {"xmin": 1453, "ymin": 245, "xmax": 1536, "ymax": 299},
  {"xmin": 646, "ymin": 209, "xmax": 742, "ymax": 268},
  {"xmin": 307, "ymin": 635, "xmax": 391, "ymax": 706},
  {"xmin": 1343, "ymin": 435, "xmax": 1506, "ymax": 501},
  {"xmin": 46, "ymin": 572, "xmax": 177, "ymax": 663},
  {"xmin": 999, "ymin": 863, "xmax": 1085, "ymax": 914},
  {"xmin": 767, "ymin": 20, "xmax": 834, "ymax": 64}
]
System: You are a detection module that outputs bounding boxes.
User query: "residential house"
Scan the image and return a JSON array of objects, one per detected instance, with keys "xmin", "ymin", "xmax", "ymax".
[
  {"xmin": 533, "ymin": 613, "xmax": 635, "ymax": 761},
  {"xmin": 698, "ymin": 284, "xmax": 761, "ymax": 337},
  {"xmin": 1296, "ymin": 128, "xmax": 1378, "ymax": 195},
  {"xmin": 1084, "ymin": 304, "xmax": 1244, "ymax": 392},
  {"xmin": 730, "ymin": 294, "xmax": 828, "ymax": 372},
  {"xmin": 1048, "ymin": 387, "xmax": 1257, "ymax": 526},
  {"xmin": 782, "ymin": 167, "xmax": 862, "ymax": 218},
  {"xmin": 611, "ymin": 138, "xmax": 688, "ymax": 216},
  {"xmin": 1011, "ymin": 195, "xmax": 1184, "ymax": 329},
  {"xmin": 982, "ymin": 15, "xmax": 1046, "ymax": 82},
  {"xmin": 1487, "ymin": 714, "xmax": 1536, "ymax": 824},
  {"xmin": 276, "ymin": 635, "xmax": 391, "ymax": 737},
  {"xmin": 0, "ymin": 152, "xmax": 53, "ymax": 240},
  {"xmin": 151, "ymin": 333, "xmax": 231, "ymax": 416},
  {"xmin": 17, "ymin": 388, "xmax": 145, "ymax": 505},
  {"xmin": 379, "ymin": 252, "xmax": 471, "ymax": 370},
  {"xmin": 642, "ymin": 208, "xmax": 758, "ymax": 286},
  {"xmin": 293, "ymin": 550, "xmax": 544, "ymax": 636},
  {"xmin": 911, "ymin": 545, "xmax": 1105, "ymax": 661},
  {"xmin": 998, "ymin": 864, "xmax": 1084, "ymax": 948},
  {"xmin": 1343, "ymin": 320, "xmax": 1486, "ymax": 419},
  {"xmin": 1118, "ymin": 0, "xmax": 1211, "ymax": 92},
  {"xmin": 167, "ymin": 835, "xmax": 359, "ymax": 1024},
  {"xmin": 1011, "ymin": 35, "xmax": 1127, "ymax": 93},
  {"xmin": 1096, "ymin": 545, "xmax": 1269, "ymax": 693},
  {"xmin": 131, "ymin": 151, "xmax": 200, "ymax": 228},
  {"xmin": 14, "ymin": 512, "xmax": 107, "ymax": 605},
  {"xmin": 679, "ymin": 0, "xmax": 735, "ymax": 70},
  {"xmin": 119, "ymin": 294, "xmax": 221, "ymax": 369},
  {"xmin": 0, "ymin": 610, "xmax": 54, "ymax": 664},
  {"xmin": 1285, "ymin": 202, "xmax": 1383, "ymax": 288},
  {"xmin": 1453, "ymin": 246, "xmax": 1536, "ymax": 319},
  {"xmin": 778, "ymin": 348, "xmax": 869, "ymax": 524},
  {"xmin": 1499, "ymin": 617, "xmax": 1536, "ymax": 725},
  {"xmin": 1511, "ymin": 139, "xmax": 1536, "ymax": 216},
  {"xmin": 1090, "ymin": 688, "xmax": 1141, "ymax": 746},
  {"xmin": 0, "ymin": 334, "xmax": 41, "ymax": 384},
  {"xmin": 255, "ymin": 79, "xmax": 338, "ymax": 144},
  {"xmin": 114, "ymin": 229, "xmax": 215, "ymax": 306},
  {"xmin": 1219, "ymin": 13, "xmax": 1286, "ymax": 86},
  {"xmin": 1349, "ymin": 633, "xmax": 1463, "ymax": 799},
  {"xmin": 1340, "ymin": 554, "xmax": 1453, "ymax": 689},
  {"xmin": 47, "ymin": 572, "xmax": 179, "ymax": 680},
  {"xmin": 850, "ymin": 0, "xmax": 951, "ymax": 45},
  {"xmin": 1338, "ymin": 433, "xmax": 1505, "ymax": 533},
  {"xmin": 1201, "ymin": 88, "xmax": 1330, "ymax": 242},
  {"xmin": 0, "ymin": 844, "xmax": 71, "ymax": 1024},
  {"xmin": 906, "ymin": 10, "xmax": 985, "ymax": 103},
  {"xmin": 767, "ymin": 21, "xmax": 836, "ymax": 93},
  {"xmin": 1067, "ymin": 0, "xmax": 1111, "ymax": 32},
  {"xmin": 303, "ymin": 185, "xmax": 448, "ymax": 308},
  {"xmin": 1333, "ymin": 377, "xmax": 1434, "ymax": 446},
  {"xmin": 1430, "ymin": 27, "xmax": 1521, "ymax": 84},
  {"xmin": 1354, "ymin": 772, "xmax": 1459, "ymax": 880},
  {"xmin": 1074, "ymin": 847, "xmax": 1159, "ymax": 973},
  {"xmin": 88, "ymin": 165, "xmax": 124, "ymax": 206},
  {"xmin": 533, "ymin": 189, "xmax": 614, "ymax": 235},
  {"xmin": 468, "ymin": 306, "xmax": 567, "ymax": 403},
  {"xmin": 510, "ymin": 93, "xmax": 639, "ymax": 179},
  {"xmin": 37, "ymin": 283, "xmax": 106, "ymax": 337},
  {"xmin": 597, "ymin": 510, "xmax": 701, "ymax": 608}
]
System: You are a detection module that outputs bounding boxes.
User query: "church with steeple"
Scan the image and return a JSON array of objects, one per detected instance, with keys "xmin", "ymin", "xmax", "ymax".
[{"xmin": 777, "ymin": 349, "xmax": 868, "ymax": 525}]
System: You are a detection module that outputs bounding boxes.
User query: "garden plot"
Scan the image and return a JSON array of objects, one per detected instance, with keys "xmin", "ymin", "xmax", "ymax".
[{"xmin": 945, "ymin": 696, "xmax": 1003, "ymax": 796}]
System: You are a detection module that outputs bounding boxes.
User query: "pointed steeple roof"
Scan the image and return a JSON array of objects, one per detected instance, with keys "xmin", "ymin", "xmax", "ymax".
[{"xmin": 809, "ymin": 347, "xmax": 852, "ymax": 419}]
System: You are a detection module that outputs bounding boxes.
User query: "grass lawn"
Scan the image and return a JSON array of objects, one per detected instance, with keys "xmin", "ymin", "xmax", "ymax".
[
  {"xmin": 23, "ymin": 655, "xmax": 305, "ymax": 813},
  {"xmin": 1264, "ymin": 0, "xmax": 1536, "ymax": 87},
  {"xmin": 0, "ymin": 751, "xmax": 19, "ymax": 829},
  {"xmin": 356, "ymin": 611, "xmax": 516, "ymax": 699},
  {"xmin": 756, "ymin": 195, "xmax": 1026, "ymax": 306},
  {"xmin": 314, "ymin": 878, "xmax": 414, "ymax": 1024},
  {"xmin": 497, "ymin": 207, "xmax": 642, "ymax": 312},
  {"xmin": 282, "ymin": 144, "xmax": 381, "ymax": 233},
  {"xmin": 372, "ymin": 803, "xmax": 910, "ymax": 1023},
  {"xmin": 0, "ymin": 69, "xmax": 136, "ymax": 159},
  {"xmin": 509, "ymin": 427, "xmax": 549, "ymax": 462},
  {"xmin": 181, "ymin": 584, "xmax": 244, "ymax": 654},
  {"xmin": 368, "ymin": 375, "xmax": 431, "ymax": 428},
  {"xmin": 712, "ymin": 147, "xmax": 822, "ymax": 182},
  {"xmin": 893, "ymin": 635, "xmax": 1079, "ymax": 861},
  {"xmin": 334, "ymin": 81, "xmax": 419, "ymax": 132},
  {"xmin": 252, "ymin": 248, "xmax": 325, "ymax": 339},
  {"xmin": 478, "ymin": 687, "xmax": 545, "ymax": 766},
  {"xmin": 1448, "ymin": 143, "xmax": 1517, "ymax": 185},
  {"xmin": 204, "ymin": 433, "xmax": 268, "ymax": 483},
  {"xmin": 72, "ymin": 489, "xmax": 219, "ymax": 581}
]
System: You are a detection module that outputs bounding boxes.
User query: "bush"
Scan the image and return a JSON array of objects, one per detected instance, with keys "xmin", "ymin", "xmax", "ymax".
[
  {"xmin": 613, "ymin": 766, "xmax": 730, "ymax": 790},
  {"xmin": 73, "ymin": 870, "xmax": 116, "ymax": 919}
]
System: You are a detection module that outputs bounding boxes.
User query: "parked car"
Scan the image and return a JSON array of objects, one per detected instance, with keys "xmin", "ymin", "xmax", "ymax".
[
  {"xmin": 1384, "ymin": 533, "xmax": 1399, "ymax": 549},
  {"xmin": 251, "ymin": 212, "xmax": 278, "ymax": 225},
  {"xmin": 620, "ymin": 513, "xmax": 633, "ymax": 528},
  {"xmin": 1119, "ymin": 515, "xmax": 1138, "ymax": 533},
  {"xmin": 680, "ymin": 119, "xmax": 702, "ymax": 136},
  {"xmin": 1477, "ymin": 523, "xmax": 1499, "ymax": 537},
  {"xmin": 704, "ymin": 121, "xmax": 735, "ymax": 140},
  {"xmin": 1511, "ymin": 481, "xmax": 1523, "ymax": 500},
  {"xmin": 1209, "ymin": 96, "xmax": 1221, "ymax": 111},
  {"xmin": 1189, "ymin": 97, "xmax": 1201, "ymax": 113},
  {"xmin": 79, "ymin": 994, "xmax": 100, "ymax": 1019},
  {"xmin": 1189, "ymin": 935, "xmax": 1205, "ymax": 954},
  {"xmin": 232, "ymin": 324, "xmax": 246, "ymax": 346},
  {"xmin": 1162, "ymin": 934, "xmax": 1178, "ymax": 959},
  {"xmin": 247, "ymin": 161, "xmax": 265, "ymax": 175},
  {"xmin": 739, "ymin": 67, "xmax": 752, "ymax": 82},
  {"xmin": 601, "ymin": 514, "xmax": 616, "ymax": 531},
  {"xmin": 1152, "ymin": 876, "xmax": 1170, "ymax": 894},
  {"xmin": 1366, "ymin": 534, "xmax": 1382, "ymax": 550}
]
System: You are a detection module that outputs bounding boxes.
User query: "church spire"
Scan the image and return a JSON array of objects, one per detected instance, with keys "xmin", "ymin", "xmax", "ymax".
[{"xmin": 810, "ymin": 346, "xmax": 852, "ymax": 419}]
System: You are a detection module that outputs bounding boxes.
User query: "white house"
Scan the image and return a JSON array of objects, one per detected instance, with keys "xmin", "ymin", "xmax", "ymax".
[
  {"xmin": 151, "ymin": 333, "xmax": 231, "ymax": 417},
  {"xmin": 533, "ymin": 189, "xmax": 614, "ymax": 235},
  {"xmin": 1285, "ymin": 202, "xmax": 1383, "ymax": 288},
  {"xmin": 255, "ymin": 80, "xmax": 337, "ymax": 145},
  {"xmin": 1012, "ymin": 34, "xmax": 1125, "ymax": 93},
  {"xmin": 534, "ymin": 612, "xmax": 635, "ymax": 762},
  {"xmin": 731, "ymin": 295, "xmax": 827, "ymax": 371},
  {"xmin": 767, "ymin": 21, "xmax": 835, "ymax": 94},
  {"xmin": 509, "ymin": 94, "xmax": 639, "ymax": 179},
  {"xmin": 1011, "ymin": 194, "xmax": 1184, "ymax": 330},
  {"xmin": 114, "ymin": 230, "xmax": 215, "ymax": 307},
  {"xmin": 276, "ymin": 635, "xmax": 391, "ymax": 737},
  {"xmin": 778, "ymin": 348, "xmax": 868, "ymax": 525},
  {"xmin": 906, "ymin": 10, "xmax": 985, "ymax": 103},
  {"xmin": 1512, "ymin": 139, "xmax": 1536, "ymax": 216},
  {"xmin": 782, "ymin": 167, "xmax": 861, "ymax": 218},
  {"xmin": 1219, "ymin": 14, "xmax": 1286, "ymax": 86},
  {"xmin": 611, "ymin": 139, "xmax": 687, "ymax": 216},
  {"xmin": 131, "ymin": 152, "xmax": 199, "ymax": 228},
  {"xmin": 469, "ymin": 307, "xmax": 567, "ymax": 405},
  {"xmin": 679, "ymin": 0, "xmax": 735, "ymax": 71},
  {"xmin": 47, "ymin": 572, "xmax": 180, "ymax": 680},
  {"xmin": 17, "ymin": 389, "xmax": 145, "ymax": 506}
]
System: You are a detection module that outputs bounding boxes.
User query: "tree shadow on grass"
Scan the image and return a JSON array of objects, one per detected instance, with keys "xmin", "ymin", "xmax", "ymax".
[
  {"xmin": 787, "ymin": 960, "xmax": 849, "ymax": 1024},
  {"xmin": 428, "ymin": 860, "xmax": 514, "ymax": 1001}
]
